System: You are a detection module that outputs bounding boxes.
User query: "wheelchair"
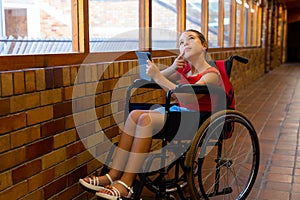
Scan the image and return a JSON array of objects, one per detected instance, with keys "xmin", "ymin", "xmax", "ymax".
[{"xmin": 100, "ymin": 55, "xmax": 260, "ymax": 200}]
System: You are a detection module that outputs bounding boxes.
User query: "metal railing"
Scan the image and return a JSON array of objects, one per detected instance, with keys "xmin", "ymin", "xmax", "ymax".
[{"xmin": 0, "ymin": 36, "xmax": 178, "ymax": 54}]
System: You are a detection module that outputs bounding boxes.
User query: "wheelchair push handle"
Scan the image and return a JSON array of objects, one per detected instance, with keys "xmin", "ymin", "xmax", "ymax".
[{"xmin": 231, "ymin": 55, "xmax": 248, "ymax": 64}]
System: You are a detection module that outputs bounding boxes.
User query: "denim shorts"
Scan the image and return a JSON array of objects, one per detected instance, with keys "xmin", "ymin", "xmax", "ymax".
[{"xmin": 154, "ymin": 105, "xmax": 192, "ymax": 114}]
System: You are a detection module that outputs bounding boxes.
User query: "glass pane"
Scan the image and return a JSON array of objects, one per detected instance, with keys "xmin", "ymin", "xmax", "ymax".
[
  {"xmin": 208, "ymin": 0, "xmax": 218, "ymax": 47},
  {"xmin": 244, "ymin": 1, "xmax": 249, "ymax": 46},
  {"xmin": 236, "ymin": 0, "xmax": 242, "ymax": 46},
  {"xmin": 250, "ymin": 5, "xmax": 255, "ymax": 45},
  {"xmin": 89, "ymin": 0, "xmax": 139, "ymax": 52},
  {"xmin": 186, "ymin": 0, "xmax": 202, "ymax": 32},
  {"xmin": 152, "ymin": 0, "xmax": 177, "ymax": 50},
  {"xmin": 224, "ymin": 0, "xmax": 232, "ymax": 47},
  {"xmin": 1, "ymin": 0, "xmax": 74, "ymax": 55}
]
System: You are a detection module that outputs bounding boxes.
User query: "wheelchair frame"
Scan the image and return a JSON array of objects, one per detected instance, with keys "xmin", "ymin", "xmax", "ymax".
[{"xmin": 100, "ymin": 55, "xmax": 260, "ymax": 200}]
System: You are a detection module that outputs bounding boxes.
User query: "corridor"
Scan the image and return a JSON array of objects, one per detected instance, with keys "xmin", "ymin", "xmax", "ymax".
[{"xmin": 236, "ymin": 63, "xmax": 300, "ymax": 200}]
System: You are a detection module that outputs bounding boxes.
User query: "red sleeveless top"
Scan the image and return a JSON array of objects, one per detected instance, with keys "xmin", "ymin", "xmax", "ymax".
[{"xmin": 176, "ymin": 64, "xmax": 222, "ymax": 111}]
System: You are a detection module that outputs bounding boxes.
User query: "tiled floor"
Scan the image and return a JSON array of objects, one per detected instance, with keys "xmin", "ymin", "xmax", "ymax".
[{"xmin": 235, "ymin": 63, "xmax": 300, "ymax": 200}]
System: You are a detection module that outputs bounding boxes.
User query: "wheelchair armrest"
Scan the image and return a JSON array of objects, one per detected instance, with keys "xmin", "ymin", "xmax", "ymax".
[
  {"xmin": 130, "ymin": 79, "xmax": 163, "ymax": 89},
  {"xmin": 165, "ymin": 84, "xmax": 226, "ymax": 111},
  {"xmin": 174, "ymin": 84, "xmax": 224, "ymax": 94}
]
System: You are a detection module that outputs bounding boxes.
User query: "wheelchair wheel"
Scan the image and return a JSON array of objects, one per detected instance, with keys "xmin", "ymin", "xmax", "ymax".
[{"xmin": 186, "ymin": 110, "xmax": 260, "ymax": 200}]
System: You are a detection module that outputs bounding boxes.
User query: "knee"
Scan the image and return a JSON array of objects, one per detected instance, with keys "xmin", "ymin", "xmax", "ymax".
[
  {"xmin": 137, "ymin": 113, "xmax": 152, "ymax": 127},
  {"xmin": 127, "ymin": 110, "xmax": 152, "ymax": 127},
  {"xmin": 128, "ymin": 110, "xmax": 142, "ymax": 123}
]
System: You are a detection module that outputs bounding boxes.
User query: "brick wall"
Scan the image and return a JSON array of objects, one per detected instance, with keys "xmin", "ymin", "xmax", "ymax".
[{"xmin": 0, "ymin": 48, "xmax": 265, "ymax": 199}]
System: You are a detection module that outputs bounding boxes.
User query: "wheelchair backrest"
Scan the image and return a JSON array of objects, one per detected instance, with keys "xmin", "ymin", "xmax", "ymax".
[{"xmin": 215, "ymin": 60, "xmax": 235, "ymax": 110}]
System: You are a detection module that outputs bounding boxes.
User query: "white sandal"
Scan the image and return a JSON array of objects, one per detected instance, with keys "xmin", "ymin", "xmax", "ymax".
[
  {"xmin": 95, "ymin": 180, "xmax": 134, "ymax": 200},
  {"xmin": 79, "ymin": 173, "xmax": 114, "ymax": 191}
]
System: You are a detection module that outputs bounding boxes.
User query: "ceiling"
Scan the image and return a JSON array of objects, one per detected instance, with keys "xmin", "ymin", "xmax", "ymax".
[{"xmin": 278, "ymin": 0, "xmax": 300, "ymax": 23}]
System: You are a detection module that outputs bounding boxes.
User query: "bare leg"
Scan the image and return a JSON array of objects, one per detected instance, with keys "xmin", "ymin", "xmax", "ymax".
[
  {"xmin": 82, "ymin": 110, "xmax": 148, "ymax": 185},
  {"xmin": 106, "ymin": 111, "xmax": 165, "ymax": 196}
]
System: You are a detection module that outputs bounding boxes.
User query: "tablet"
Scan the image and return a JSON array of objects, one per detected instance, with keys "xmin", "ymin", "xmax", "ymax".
[{"xmin": 135, "ymin": 51, "xmax": 152, "ymax": 81}]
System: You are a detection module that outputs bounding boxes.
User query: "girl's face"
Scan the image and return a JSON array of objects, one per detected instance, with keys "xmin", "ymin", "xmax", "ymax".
[{"xmin": 179, "ymin": 31, "xmax": 207, "ymax": 60}]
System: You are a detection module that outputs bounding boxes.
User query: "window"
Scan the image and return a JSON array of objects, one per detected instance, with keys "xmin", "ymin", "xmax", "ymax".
[
  {"xmin": 152, "ymin": 0, "xmax": 177, "ymax": 50},
  {"xmin": 208, "ymin": 0, "xmax": 219, "ymax": 47},
  {"xmin": 244, "ymin": 0, "xmax": 249, "ymax": 46},
  {"xmin": 89, "ymin": 0, "xmax": 139, "ymax": 52},
  {"xmin": 249, "ymin": 3, "xmax": 256, "ymax": 46},
  {"xmin": 224, "ymin": 0, "xmax": 232, "ymax": 47},
  {"xmin": 0, "ymin": 0, "xmax": 263, "ymax": 70},
  {"xmin": 186, "ymin": 0, "xmax": 202, "ymax": 32},
  {"xmin": 236, "ymin": 0, "xmax": 242, "ymax": 46},
  {"xmin": 1, "ymin": 0, "xmax": 74, "ymax": 55}
]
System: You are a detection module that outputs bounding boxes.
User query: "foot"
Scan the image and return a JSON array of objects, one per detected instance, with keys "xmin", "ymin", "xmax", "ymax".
[
  {"xmin": 96, "ymin": 180, "xmax": 134, "ymax": 199},
  {"xmin": 79, "ymin": 173, "xmax": 114, "ymax": 191}
]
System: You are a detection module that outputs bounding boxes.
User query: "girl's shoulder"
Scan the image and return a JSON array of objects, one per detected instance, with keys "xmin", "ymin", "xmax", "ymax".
[{"xmin": 202, "ymin": 66, "xmax": 220, "ymax": 76}]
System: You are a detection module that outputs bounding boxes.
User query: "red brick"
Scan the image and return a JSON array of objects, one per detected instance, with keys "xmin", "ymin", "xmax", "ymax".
[
  {"xmin": 67, "ymin": 165, "xmax": 87, "ymax": 186},
  {"xmin": 103, "ymin": 78, "xmax": 117, "ymax": 92},
  {"xmin": 0, "ymin": 181, "xmax": 28, "ymax": 200},
  {"xmin": 12, "ymin": 159, "xmax": 42, "ymax": 184},
  {"xmin": 51, "ymin": 183, "xmax": 79, "ymax": 200},
  {"xmin": 53, "ymin": 129, "xmax": 77, "ymax": 149},
  {"xmin": 43, "ymin": 175, "xmax": 67, "ymax": 199},
  {"xmin": 96, "ymin": 81, "xmax": 103, "ymax": 94},
  {"xmin": 76, "ymin": 121, "xmax": 96, "ymax": 139},
  {"xmin": 10, "ymin": 93, "xmax": 40, "ymax": 113},
  {"xmin": 103, "ymin": 125, "xmax": 119, "ymax": 139},
  {"xmin": 70, "ymin": 65, "xmax": 79, "ymax": 85},
  {"xmin": 53, "ymin": 67, "xmax": 63, "ymax": 88},
  {"xmin": 13, "ymin": 71, "xmax": 25, "ymax": 94},
  {"xmin": 1, "ymin": 72, "xmax": 13, "ymax": 96},
  {"xmin": 0, "ymin": 171, "xmax": 12, "ymax": 191},
  {"xmin": 0, "ymin": 147, "xmax": 26, "ymax": 171},
  {"xmin": 26, "ymin": 137, "xmax": 54, "ymax": 160},
  {"xmin": 45, "ymin": 68, "xmax": 54, "ymax": 89},
  {"xmin": 63, "ymin": 86, "xmax": 73, "ymax": 100},
  {"xmin": 75, "ymin": 66, "xmax": 85, "ymax": 84},
  {"xmin": 97, "ymin": 63, "xmax": 105, "ymax": 80},
  {"xmin": 35, "ymin": 68, "xmax": 46, "ymax": 91},
  {"xmin": 84, "ymin": 65, "xmax": 93, "ymax": 82},
  {"xmin": 25, "ymin": 69, "xmax": 36, "ymax": 92},
  {"xmin": 20, "ymin": 190, "xmax": 43, "ymax": 200},
  {"xmin": 41, "ymin": 118, "xmax": 65, "ymax": 137},
  {"xmin": 95, "ymin": 92, "xmax": 111, "ymax": 106},
  {"xmin": 65, "ymin": 115, "xmax": 75, "ymax": 130},
  {"xmin": 0, "ymin": 134, "xmax": 10, "ymax": 153},
  {"xmin": 95, "ymin": 139, "xmax": 114, "ymax": 157},
  {"xmin": 0, "ymin": 112, "xmax": 26, "ymax": 134},
  {"xmin": 0, "ymin": 98, "xmax": 10, "ymax": 116},
  {"xmin": 10, "ymin": 125, "xmax": 40, "ymax": 148},
  {"xmin": 66, "ymin": 141, "xmax": 85, "ymax": 159},
  {"xmin": 72, "ymin": 96, "xmax": 94, "ymax": 112},
  {"xmin": 27, "ymin": 105, "xmax": 53, "ymax": 125},
  {"xmin": 40, "ymin": 88, "xmax": 63, "ymax": 106},
  {"xmin": 28, "ymin": 168, "xmax": 55, "ymax": 192},
  {"xmin": 53, "ymin": 101, "xmax": 72, "ymax": 118},
  {"xmin": 62, "ymin": 67, "xmax": 71, "ymax": 86},
  {"xmin": 98, "ymin": 115, "xmax": 112, "ymax": 129}
]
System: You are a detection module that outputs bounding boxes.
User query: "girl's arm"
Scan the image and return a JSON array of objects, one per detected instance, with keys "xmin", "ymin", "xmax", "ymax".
[
  {"xmin": 160, "ymin": 52, "xmax": 186, "ymax": 82},
  {"xmin": 146, "ymin": 60, "xmax": 177, "ymax": 92}
]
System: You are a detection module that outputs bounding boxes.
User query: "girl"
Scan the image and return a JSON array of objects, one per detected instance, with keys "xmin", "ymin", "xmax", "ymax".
[{"xmin": 79, "ymin": 29, "xmax": 221, "ymax": 199}]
